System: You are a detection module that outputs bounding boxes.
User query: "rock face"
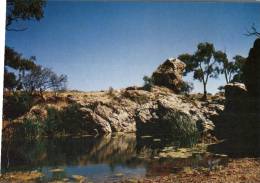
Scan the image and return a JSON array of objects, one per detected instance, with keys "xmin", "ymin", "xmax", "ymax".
[
  {"xmin": 67, "ymin": 91, "xmax": 138, "ymax": 135},
  {"xmin": 152, "ymin": 58, "xmax": 186, "ymax": 92},
  {"xmin": 62, "ymin": 88, "xmax": 222, "ymax": 138},
  {"xmin": 212, "ymin": 39, "xmax": 260, "ymax": 155},
  {"xmin": 224, "ymin": 83, "xmax": 249, "ymax": 112},
  {"xmin": 9, "ymin": 87, "xmax": 224, "ymax": 139},
  {"xmin": 214, "ymin": 39, "xmax": 260, "ymax": 138},
  {"xmin": 244, "ymin": 38, "xmax": 260, "ymax": 97},
  {"xmin": 210, "ymin": 82, "xmax": 260, "ymax": 156},
  {"xmin": 135, "ymin": 95, "xmax": 215, "ymax": 138}
]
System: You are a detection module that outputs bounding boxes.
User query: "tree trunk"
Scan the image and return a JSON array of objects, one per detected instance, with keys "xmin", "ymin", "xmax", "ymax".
[
  {"xmin": 203, "ymin": 82, "xmax": 207, "ymax": 100},
  {"xmin": 224, "ymin": 70, "xmax": 229, "ymax": 84}
]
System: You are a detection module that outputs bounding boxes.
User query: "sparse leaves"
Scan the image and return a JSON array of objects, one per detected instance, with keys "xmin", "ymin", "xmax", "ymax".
[{"xmin": 21, "ymin": 65, "xmax": 67, "ymax": 94}]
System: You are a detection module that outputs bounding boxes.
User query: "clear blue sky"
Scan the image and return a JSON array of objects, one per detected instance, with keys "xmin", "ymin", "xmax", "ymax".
[{"xmin": 6, "ymin": 2, "xmax": 260, "ymax": 93}]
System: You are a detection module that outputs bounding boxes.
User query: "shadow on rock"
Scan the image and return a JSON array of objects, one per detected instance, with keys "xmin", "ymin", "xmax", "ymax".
[{"xmin": 209, "ymin": 39, "xmax": 260, "ymax": 158}]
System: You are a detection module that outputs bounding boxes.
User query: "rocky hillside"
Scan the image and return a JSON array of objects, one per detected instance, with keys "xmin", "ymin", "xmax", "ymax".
[{"xmin": 3, "ymin": 58, "xmax": 224, "ymax": 140}]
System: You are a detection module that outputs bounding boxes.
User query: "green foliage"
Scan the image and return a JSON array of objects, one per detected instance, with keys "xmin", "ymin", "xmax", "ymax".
[
  {"xmin": 162, "ymin": 111, "xmax": 199, "ymax": 146},
  {"xmin": 143, "ymin": 75, "xmax": 154, "ymax": 91},
  {"xmin": 42, "ymin": 107, "xmax": 62, "ymax": 136},
  {"xmin": 6, "ymin": 0, "xmax": 46, "ymax": 31},
  {"xmin": 3, "ymin": 92, "xmax": 34, "ymax": 120},
  {"xmin": 5, "ymin": 47, "xmax": 37, "ymax": 71},
  {"xmin": 178, "ymin": 42, "xmax": 221, "ymax": 97},
  {"xmin": 4, "ymin": 69, "xmax": 18, "ymax": 90},
  {"xmin": 232, "ymin": 55, "xmax": 246, "ymax": 83},
  {"xmin": 179, "ymin": 81, "xmax": 194, "ymax": 94},
  {"xmin": 4, "ymin": 47, "xmax": 37, "ymax": 90},
  {"xmin": 214, "ymin": 51, "xmax": 246, "ymax": 84},
  {"xmin": 60, "ymin": 104, "xmax": 87, "ymax": 134},
  {"xmin": 20, "ymin": 104, "xmax": 88, "ymax": 138},
  {"xmin": 22, "ymin": 118, "xmax": 43, "ymax": 139}
]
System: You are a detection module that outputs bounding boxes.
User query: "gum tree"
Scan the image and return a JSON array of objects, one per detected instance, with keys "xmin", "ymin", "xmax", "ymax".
[{"xmin": 178, "ymin": 42, "xmax": 220, "ymax": 99}]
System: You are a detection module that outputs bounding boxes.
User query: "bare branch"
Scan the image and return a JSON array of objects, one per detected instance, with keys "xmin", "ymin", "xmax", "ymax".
[{"xmin": 245, "ymin": 24, "xmax": 260, "ymax": 38}]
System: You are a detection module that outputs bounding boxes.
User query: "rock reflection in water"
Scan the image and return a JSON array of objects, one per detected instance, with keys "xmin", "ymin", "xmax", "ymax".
[
  {"xmin": 1, "ymin": 133, "xmax": 229, "ymax": 182},
  {"xmin": 2, "ymin": 133, "xmax": 140, "ymax": 171}
]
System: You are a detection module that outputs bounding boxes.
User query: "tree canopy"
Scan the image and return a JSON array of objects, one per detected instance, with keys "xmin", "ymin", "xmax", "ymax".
[
  {"xmin": 21, "ymin": 65, "xmax": 67, "ymax": 94},
  {"xmin": 214, "ymin": 51, "xmax": 246, "ymax": 84},
  {"xmin": 178, "ymin": 42, "xmax": 220, "ymax": 98},
  {"xmin": 6, "ymin": 0, "xmax": 46, "ymax": 31}
]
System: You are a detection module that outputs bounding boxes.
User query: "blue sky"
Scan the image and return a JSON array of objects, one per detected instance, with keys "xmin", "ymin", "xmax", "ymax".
[{"xmin": 6, "ymin": 2, "xmax": 260, "ymax": 93}]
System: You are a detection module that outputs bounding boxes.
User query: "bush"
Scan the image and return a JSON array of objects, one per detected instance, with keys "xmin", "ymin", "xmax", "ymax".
[
  {"xmin": 143, "ymin": 75, "xmax": 154, "ymax": 91},
  {"xmin": 60, "ymin": 104, "xmax": 87, "ymax": 134},
  {"xmin": 162, "ymin": 111, "xmax": 199, "ymax": 146},
  {"xmin": 107, "ymin": 86, "xmax": 115, "ymax": 97},
  {"xmin": 179, "ymin": 81, "xmax": 194, "ymax": 94},
  {"xmin": 42, "ymin": 107, "xmax": 62, "ymax": 136},
  {"xmin": 3, "ymin": 92, "xmax": 34, "ymax": 120},
  {"xmin": 22, "ymin": 118, "xmax": 43, "ymax": 139}
]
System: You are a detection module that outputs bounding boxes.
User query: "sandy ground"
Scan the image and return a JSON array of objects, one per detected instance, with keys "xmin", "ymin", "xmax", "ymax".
[{"xmin": 123, "ymin": 158, "xmax": 260, "ymax": 183}]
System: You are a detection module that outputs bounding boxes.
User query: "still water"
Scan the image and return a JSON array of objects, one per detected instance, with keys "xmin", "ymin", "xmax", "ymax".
[{"xmin": 2, "ymin": 133, "xmax": 228, "ymax": 182}]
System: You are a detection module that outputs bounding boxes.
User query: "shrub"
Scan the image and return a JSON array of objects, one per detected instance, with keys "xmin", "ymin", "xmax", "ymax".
[
  {"xmin": 162, "ymin": 111, "xmax": 199, "ymax": 146},
  {"xmin": 143, "ymin": 75, "xmax": 154, "ymax": 91},
  {"xmin": 43, "ymin": 107, "xmax": 62, "ymax": 136},
  {"xmin": 179, "ymin": 81, "xmax": 194, "ymax": 94},
  {"xmin": 107, "ymin": 86, "xmax": 116, "ymax": 97},
  {"xmin": 60, "ymin": 104, "xmax": 87, "ymax": 134},
  {"xmin": 22, "ymin": 118, "xmax": 43, "ymax": 139},
  {"xmin": 3, "ymin": 92, "xmax": 34, "ymax": 120}
]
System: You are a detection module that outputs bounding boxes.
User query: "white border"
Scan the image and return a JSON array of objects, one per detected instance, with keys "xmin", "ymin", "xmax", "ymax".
[{"xmin": 0, "ymin": 0, "xmax": 6, "ymax": 172}]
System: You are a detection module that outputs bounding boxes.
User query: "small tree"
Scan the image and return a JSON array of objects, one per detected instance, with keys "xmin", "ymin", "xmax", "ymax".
[
  {"xmin": 214, "ymin": 51, "xmax": 246, "ymax": 84},
  {"xmin": 231, "ymin": 55, "xmax": 246, "ymax": 83},
  {"xmin": 143, "ymin": 75, "xmax": 154, "ymax": 90},
  {"xmin": 178, "ymin": 42, "xmax": 220, "ymax": 99},
  {"xmin": 21, "ymin": 65, "xmax": 67, "ymax": 95}
]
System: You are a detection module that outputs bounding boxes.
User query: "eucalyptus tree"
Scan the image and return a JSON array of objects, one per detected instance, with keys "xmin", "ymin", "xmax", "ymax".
[
  {"xmin": 178, "ymin": 42, "xmax": 220, "ymax": 98},
  {"xmin": 6, "ymin": 0, "xmax": 46, "ymax": 31}
]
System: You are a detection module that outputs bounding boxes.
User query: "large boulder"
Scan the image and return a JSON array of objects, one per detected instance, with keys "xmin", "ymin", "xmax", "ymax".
[
  {"xmin": 212, "ymin": 81, "xmax": 260, "ymax": 155},
  {"xmin": 244, "ymin": 38, "xmax": 260, "ymax": 97},
  {"xmin": 152, "ymin": 58, "xmax": 186, "ymax": 92},
  {"xmin": 224, "ymin": 83, "xmax": 249, "ymax": 112}
]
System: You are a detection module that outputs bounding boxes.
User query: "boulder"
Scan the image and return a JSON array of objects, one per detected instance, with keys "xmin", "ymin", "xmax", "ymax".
[
  {"xmin": 224, "ymin": 83, "xmax": 249, "ymax": 112},
  {"xmin": 152, "ymin": 58, "xmax": 186, "ymax": 92},
  {"xmin": 213, "ymin": 82, "xmax": 260, "ymax": 149},
  {"xmin": 224, "ymin": 82, "xmax": 247, "ymax": 99}
]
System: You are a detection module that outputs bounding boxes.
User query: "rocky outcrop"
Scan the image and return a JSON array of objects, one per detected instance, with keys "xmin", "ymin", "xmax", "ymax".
[
  {"xmin": 152, "ymin": 58, "xmax": 186, "ymax": 92},
  {"xmin": 61, "ymin": 88, "xmax": 222, "ymax": 138},
  {"xmin": 3, "ymin": 57, "xmax": 224, "ymax": 140},
  {"xmin": 211, "ymin": 39, "xmax": 260, "ymax": 155},
  {"xmin": 244, "ymin": 38, "xmax": 260, "ymax": 97},
  {"xmin": 135, "ymin": 95, "xmax": 215, "ymax": 137}
]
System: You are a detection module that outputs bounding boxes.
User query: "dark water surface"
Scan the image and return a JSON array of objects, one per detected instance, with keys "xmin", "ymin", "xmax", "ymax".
[{"xmin": 2, "ymin": 133, "xmax": 230, "ymax": 182}]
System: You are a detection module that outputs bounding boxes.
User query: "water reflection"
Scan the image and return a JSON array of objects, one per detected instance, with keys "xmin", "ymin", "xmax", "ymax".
[{"xmin": 2, "ymin": 133, "xmax": 228, "ymax": 182}]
